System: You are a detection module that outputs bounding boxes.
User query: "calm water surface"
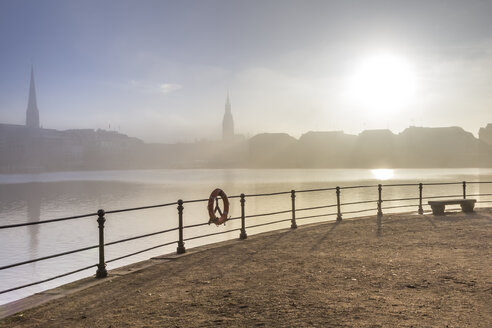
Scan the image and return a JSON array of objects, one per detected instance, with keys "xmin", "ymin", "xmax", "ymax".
[{"xmin": 1, "ymin": 168, "xmax": 492, "ymax": 304}]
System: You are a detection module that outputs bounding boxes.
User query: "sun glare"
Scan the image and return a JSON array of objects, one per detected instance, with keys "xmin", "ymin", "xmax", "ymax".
[
  {"xmin": 346, "ymin": 53, "xmax": 416, "ymax": 113},
  {"xmin": 371, "ymin": 169, "xmax": 394, "ymax": 181}
]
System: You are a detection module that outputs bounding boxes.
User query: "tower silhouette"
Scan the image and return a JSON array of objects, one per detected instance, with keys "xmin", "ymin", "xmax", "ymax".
[
  {"xmin": 222, "ymin": 92, "xmax": 234, "ymax": 140},
  {"xmin": 26, "ymin": 67, "xmax": 40, "ymax": 128}
]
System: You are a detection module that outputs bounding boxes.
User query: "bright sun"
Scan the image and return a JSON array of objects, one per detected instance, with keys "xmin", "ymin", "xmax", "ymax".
[{"xmin": 346, "ymin": 53, "xmax": 416, "ymax": 113}]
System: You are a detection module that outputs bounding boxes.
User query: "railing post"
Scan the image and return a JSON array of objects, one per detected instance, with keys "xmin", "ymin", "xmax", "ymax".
[
  {"xmin": 96, "ymin": 209, "xmax": 108, "ymax": 278},
  {"xmin": 291, "ymin": 190, "xmax": 297, "ymax": 229},
  {"xmin": 377, "ymin": 184, "xmax": 383, "ymax": 217},
  {"xmin": 462, "ymin": 181, "xmax": 466, "ymax": 199},
  {"xmin": 239, "ymin": 193, "xmax": 247, "ymax": 239},
  {"xmin": 418, "ymin": 183, "xmax": 424, "ymax": 215},
  {"xmin": 176, "ymin": 199, "xmax": 186, "ymax": 254},
  {"xmin": 336, "ymin": 186, "xmax": 342, "ymax": 222}
]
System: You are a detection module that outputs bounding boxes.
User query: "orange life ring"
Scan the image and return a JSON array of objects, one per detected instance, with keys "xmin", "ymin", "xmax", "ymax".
[{"xmin": 208, "ymin": 188, "xmax": 229, "ymax": 225}]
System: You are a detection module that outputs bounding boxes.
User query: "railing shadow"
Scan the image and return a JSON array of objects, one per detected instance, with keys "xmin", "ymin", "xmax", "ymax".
[{"xmin": 310, "ymin": 221, "xmax": 340, "ymax": 252}]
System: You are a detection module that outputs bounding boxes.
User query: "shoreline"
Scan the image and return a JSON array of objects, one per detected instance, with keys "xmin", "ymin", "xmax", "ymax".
[{"xmin": 1, "ymin": 215, "xmax": 354, "ymax": 319}]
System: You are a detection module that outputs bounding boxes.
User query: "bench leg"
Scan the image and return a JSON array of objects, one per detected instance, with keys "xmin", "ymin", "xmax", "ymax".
[
  {"xmin": 460, "ymin": 203, "xmax": 474, "ymax": 213},
  {"xmin": 431, "ymin": 204, "xmax": 445, "ymax": 215}
]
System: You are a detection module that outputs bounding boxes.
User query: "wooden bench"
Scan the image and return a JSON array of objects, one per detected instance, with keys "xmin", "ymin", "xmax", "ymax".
[{"xmin": 428, "ymin": 199, "xmax": 476, "ymax": 215}]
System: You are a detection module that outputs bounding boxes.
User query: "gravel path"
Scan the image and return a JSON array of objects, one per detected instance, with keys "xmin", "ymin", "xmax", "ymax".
[{"xmin": 2, "ymin": 209, "xmax": 491, "ymax": 327}]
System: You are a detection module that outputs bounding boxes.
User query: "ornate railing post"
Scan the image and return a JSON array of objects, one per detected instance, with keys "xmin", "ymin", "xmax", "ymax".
[
  {"xmin": 291, "ymin": 190, "xmax": 297, "ymax": 229},
  {"xmin": 176, "ymin": 199, "xmax": 186, "ymax": 254},
  {"xmin": 239, "ymin": 193, "xmax": 247, "ymax": 239},
  {"xmin": 336, "ymin": 186, "xmax": 342, "ymax": 222},
  {"xmin": 96, "ymin": 209, "xmax": 108, "ymax": 278},
  {"xmin": 418, "ymin": 183, "xmax": 424, "ymax": 214},
  {"xmin": 462, "ymin": 181, "xmax": 467, "ymax": 199},
  {"xmin": 377, "ymin": 184, "xmax": 383, "ymax": 217}
]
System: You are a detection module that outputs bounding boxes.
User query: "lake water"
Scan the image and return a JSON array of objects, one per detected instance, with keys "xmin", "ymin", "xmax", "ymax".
[{"xmin": 1, "ymin": 168, "xmax": 492, "ymax": 305}]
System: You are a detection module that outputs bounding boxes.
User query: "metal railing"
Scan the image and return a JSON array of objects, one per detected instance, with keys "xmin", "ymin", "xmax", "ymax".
[{"xmin": 1, "ymin": 180, "xmax": 492, "ymax": 296}]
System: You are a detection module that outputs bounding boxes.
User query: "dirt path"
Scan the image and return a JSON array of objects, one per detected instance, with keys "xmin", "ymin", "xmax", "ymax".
[{"xmin": 2, "ymin": 210, "xmax": 492, "ymax": 327}]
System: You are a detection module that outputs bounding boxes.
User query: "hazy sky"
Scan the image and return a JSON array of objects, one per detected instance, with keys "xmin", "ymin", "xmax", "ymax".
[{"xmin": 0, "ymin": 0, "xmax": 491, "ymax": 142}]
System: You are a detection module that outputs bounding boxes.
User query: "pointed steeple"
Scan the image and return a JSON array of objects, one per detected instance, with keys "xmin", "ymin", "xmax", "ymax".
[
  {"xmin": 28, "ymin": 67, "xmax": 38, "ymax": 110},
  {"xmin": 222, "ymin": 91, "xmax": 234, "ymax": 140},
  {"xmin": 226, "ymin": 91, "xmax": 231, "ymax": 111},
  {"xmin": 26, "ymin": 66, "xmax": 40, "ymax": 128}
]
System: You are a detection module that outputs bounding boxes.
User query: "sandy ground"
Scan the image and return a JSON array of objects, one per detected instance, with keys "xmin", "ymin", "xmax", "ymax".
[{"xmin": 1, "ymin": 209, "xmax": 491, "ymax": 327}]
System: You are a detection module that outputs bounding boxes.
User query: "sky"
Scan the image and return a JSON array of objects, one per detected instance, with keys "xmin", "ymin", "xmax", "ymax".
[{"xmin": 0, "ymin": 0, "xmax": 491, "ymax": 143}]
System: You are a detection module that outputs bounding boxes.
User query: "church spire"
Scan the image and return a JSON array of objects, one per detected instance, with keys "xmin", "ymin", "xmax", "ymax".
[
  {"xmin": 222, "ymin": 92, "xmax": 234, "ymax": 140},
  {"xmin": 226, "ymin": 91, "xmax": 231, "ymax": 111},
  {"xmin": 26, "ymin": 66, "xmax": 40, "ymax": 128}
]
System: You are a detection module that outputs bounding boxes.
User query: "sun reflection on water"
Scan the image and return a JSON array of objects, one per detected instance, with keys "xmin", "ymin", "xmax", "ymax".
[{"xmin": 371, "ymin": 169, "xmax": 394, "ymax": 180}]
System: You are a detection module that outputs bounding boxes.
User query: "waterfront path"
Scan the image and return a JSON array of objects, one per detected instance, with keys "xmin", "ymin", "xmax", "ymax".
[{"xmin": 1, "ymin": 209, "xmax": 491, "ymax": 327}]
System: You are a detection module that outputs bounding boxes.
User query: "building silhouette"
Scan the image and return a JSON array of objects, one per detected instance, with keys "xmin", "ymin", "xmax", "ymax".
[
  {"xmin": 26, "ymin": 67, "xmax": 40, "ymax": 128},
  {"xmin": 222, "ymin": 93, "xmax": 234, "ymax": 140},
  {"xmin": 0, "ymin": 67, "xmax": 144, "ymax": 172},
  {"xmin": 2, "ymin": 68, "xmax": 492, "ymax": 172}
]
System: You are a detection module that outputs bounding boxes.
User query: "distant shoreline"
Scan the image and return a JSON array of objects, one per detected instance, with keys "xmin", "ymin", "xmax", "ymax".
[{"xmin": 2, "ymin": 124, "xmax": 492, "ymax": 173}]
